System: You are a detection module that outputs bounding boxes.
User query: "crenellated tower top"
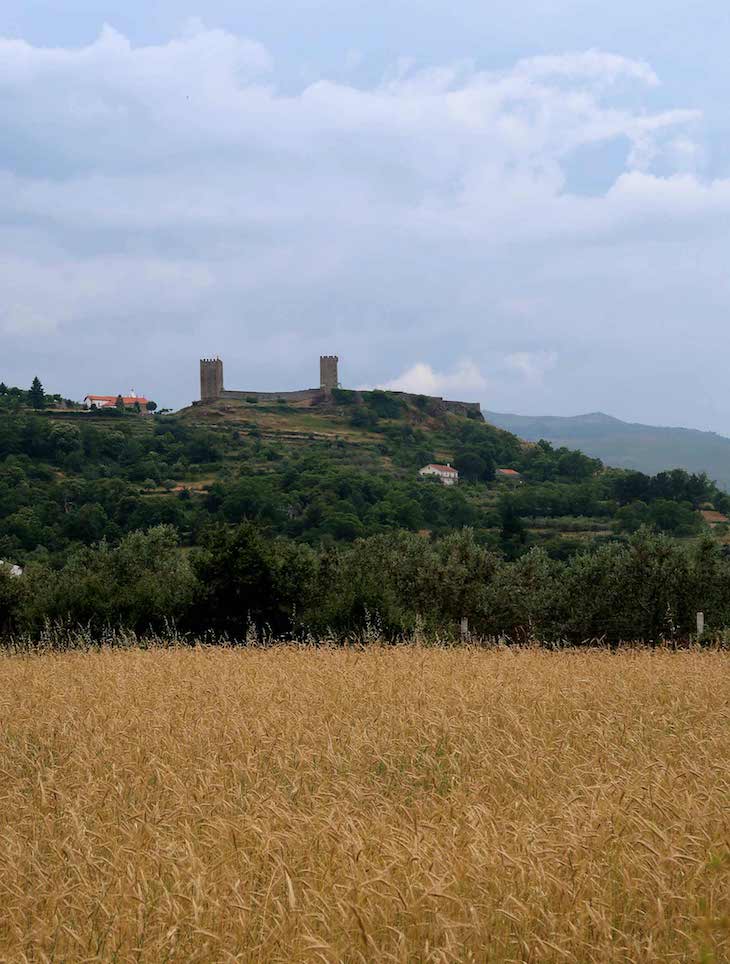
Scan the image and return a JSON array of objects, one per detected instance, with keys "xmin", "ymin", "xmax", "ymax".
[
  {"xmin": 200, "ymin": 357, "xmax": 224, "ymax": 401},
  {"xmin": 320, "ymin": 355, "xmax": 339, "ymax": 392}
]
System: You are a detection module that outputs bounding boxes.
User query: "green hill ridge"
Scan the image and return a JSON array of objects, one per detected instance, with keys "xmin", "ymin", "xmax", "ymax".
[{"xmin": 486, "ymin": 411, "xmax": 730, "ymax": 492}]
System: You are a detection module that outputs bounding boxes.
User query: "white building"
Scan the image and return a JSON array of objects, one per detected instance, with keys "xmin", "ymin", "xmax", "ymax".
[
  {"xmin": 84, "ymin": 391, "xmax": 150, "ymax": 410},
  {"xmin": 419, "ymin": 463, "xmax": 459, "ymax": 486},
  {"xmin": 0, "ymin": 560, "xmax": 22, "ymax": 578}
]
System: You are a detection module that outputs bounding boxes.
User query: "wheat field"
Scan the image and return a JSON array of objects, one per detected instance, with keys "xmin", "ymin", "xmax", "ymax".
[{"xmin": 1, "ymin": 644, "xmax": 729, "ymax": 963}]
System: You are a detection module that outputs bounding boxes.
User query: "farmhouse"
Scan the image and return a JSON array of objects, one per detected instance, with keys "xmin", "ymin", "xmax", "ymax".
[
  {"xmin": 84, "ymin": 393, "xmax": 150, "ymax": 410},
  {"xmin": 495, "ymin": 468, "xmax": 522, "ymax": 483},
  {"xmin": 419, "ymin": 463, "xmax": 459, "ymax": 486}
]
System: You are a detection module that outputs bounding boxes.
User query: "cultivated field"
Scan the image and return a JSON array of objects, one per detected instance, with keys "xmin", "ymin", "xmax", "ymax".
[{"xmin": 1, "ymin": 645, "xmax": 729, "ymax": 962}]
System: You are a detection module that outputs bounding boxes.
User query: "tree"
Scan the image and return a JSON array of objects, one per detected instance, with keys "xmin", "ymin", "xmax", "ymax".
[
  {"xmin": 367, "ymin": 391, "xmax": 402, "ymax": 420},
  {"xmin": 454, "ymin": 448, "xmax": 495, "ymax": 483},
  {"xmin": 0, "ymin": 383, "xmax": 7, "ymax": 396},
  {"xmin": 115, "ymin": 395, "xmax": 125, "ymax": 412},
  {"xmin": 191, "ymin": 523, "xmax": 315, "ymax": 638},
  {"xmin": 21, "ymin": 526, "xmax": 198, "ymax": 633},
  {"xmin": 431, "ymin": 529, "xmax": 499, "ymax": 637},
  {"xmin": 146, "ymin": 400, "xmax": 158, "ymax": 412},
  {"xmin": 499, "ymin": 495, "xmax": 527, "ymax": 556},
  {"xmin": 29, "ymin": 377, "xmax": 45, "ymax": 410}
]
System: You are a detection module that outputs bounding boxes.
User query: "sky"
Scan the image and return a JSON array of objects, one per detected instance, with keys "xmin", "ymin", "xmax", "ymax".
[{"xmin": 1, "ymin": 1, "xmax": 730, "ymax": 428}]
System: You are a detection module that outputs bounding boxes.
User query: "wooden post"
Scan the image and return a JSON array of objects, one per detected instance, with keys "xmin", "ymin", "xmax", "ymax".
[{"xmin": 696, "ymin": 612, "xmax": 705, "ymax": 636}]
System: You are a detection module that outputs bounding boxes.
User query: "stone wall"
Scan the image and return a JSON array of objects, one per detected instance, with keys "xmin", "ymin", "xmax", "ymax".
[
  {"xmin": 388, "ymin": 390, "xmax": 483, "ymax": 420},
  {"xmin": 220, "ymin": 389, "xmax": 322, "ymax": 403},
  {"xmin": 443, "ymin": 400, "xmax": 483, "ymax": 418}
]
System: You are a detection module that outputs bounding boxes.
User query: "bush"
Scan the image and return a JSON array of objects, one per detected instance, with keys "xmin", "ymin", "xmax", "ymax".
[
  {"xmin": 366, "ymin": 391, "xmax": 403, "ymax": 420},
  {"xmin": 21, "ymin": 526, "xmax": 199, "ymax": 634},
  {"xmin": 332, "ymin": 388, "xmax": 357, "ymax": 405}
]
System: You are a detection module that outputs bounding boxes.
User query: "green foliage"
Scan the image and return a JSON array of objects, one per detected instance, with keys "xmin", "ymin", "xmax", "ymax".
[
  {"xmin": 2, "ymin": 378, "xmax": 730, "ymax": 644},
  {"xmin": 21, "ymin": 526, "xmax": 197, "ymax": 634},
  {"xmin": 350, "ymin": 408, "xmax": 378, "ymax": 429},
  {"xmin": 331, "ymin": 388, "xmax": 357, "ymax": 405},
  {"xmin": 4, "ymin": 523, "xmax": 730, "ymax": 644},
  {"xmin": 367, "ymin": 391, "xmax": 403, "ymax": 420},
  {"xmin": 453, "ymin": 449, "xmax": 495, "ymax": 483},
  {"xmin": 190, "ymin": 523, "xmax": 315, "ymax": 638},
  {"xmin": 615, "ymin": 498, "xmax": 701, "ymax": 536},
  {"xmin": 488, "ymin": 409, "xmax": 730, "ymax": 493},
  {"xmin": 29, "ymin": 377, "xmax": 45, "ymax": 410},
  {"xmin": 498, "ymin": 495, "xmax": 527, "ymax": 559}
]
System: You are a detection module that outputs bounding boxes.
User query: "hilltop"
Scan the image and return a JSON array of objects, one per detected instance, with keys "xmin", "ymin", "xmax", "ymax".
[
  {"xmin": 2, "ymin": 377, "xmax": 729, "ymax": 574},
  {"xmin": 486, "ymin": 410, "xmax": 730, "ymax": 491},
  {"xmin": 179, "ymin": 388, "xmax": 489, "ymax": 462}
]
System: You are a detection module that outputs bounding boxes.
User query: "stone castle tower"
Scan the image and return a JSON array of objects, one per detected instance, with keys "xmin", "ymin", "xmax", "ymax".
[
  {"xmin": 320, "ymin": 355, "xmax": 339, "ymax": 392},
  {"xmin": 200, "ymin": 357, "xmax": 224, "ymax": 401}
]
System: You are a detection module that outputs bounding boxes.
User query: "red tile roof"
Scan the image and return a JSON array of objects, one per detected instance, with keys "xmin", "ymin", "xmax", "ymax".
[
  {"xmin": 701, "ymin": 510, "xmax": 729, "ymax": 524},
  {"xmin": 423, "ymin": 463, "xmax": 458, "ymax": 473},
  {"xmin": 85, "ymin": 395, "xmax": 150, "ymax": 406},
  {"xmin": 496, "ymin": 468, "xmax": 521, "ymax": 476}
]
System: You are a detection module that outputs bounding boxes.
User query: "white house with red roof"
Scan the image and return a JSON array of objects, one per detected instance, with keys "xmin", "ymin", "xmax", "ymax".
[
  {"xmin": 84, "ymin": 391, "xmax": 150, "ymax": 410},
  {"xmin": 419, "ymin": 463, "xmax": 459, "ymax": 486}
]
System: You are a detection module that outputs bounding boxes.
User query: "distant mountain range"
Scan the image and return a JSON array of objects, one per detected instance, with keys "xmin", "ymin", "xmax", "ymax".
[{"xmin": 485, "ymin": 411, "xmax": 730, "ymax": 491}]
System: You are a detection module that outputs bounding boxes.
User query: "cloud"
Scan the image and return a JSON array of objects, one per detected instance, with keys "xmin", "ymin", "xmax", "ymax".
[
  {"xmin": 374, "ymin": 361, "xmax": 488, "ymax": 398},
  {"xmin": 0, "ymin": 24, "xmax": 729, "ymax": 429},
  {"xmin": 514, "ymin": 50, "xmax": 659, "ymax": 87},
  {"xmin": 503, "ymin": 352, "xmax": 558, "ymax": 384}
]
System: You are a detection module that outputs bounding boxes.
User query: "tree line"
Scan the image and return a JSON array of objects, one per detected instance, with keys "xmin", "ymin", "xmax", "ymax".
[{"xmin": 2, "ymin": 524, "xmax": 728, "ymax": 645}]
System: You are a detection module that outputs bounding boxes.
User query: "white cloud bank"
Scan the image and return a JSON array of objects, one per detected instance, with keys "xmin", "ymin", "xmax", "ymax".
[
  {"xmin": 503, "ymin": 351, "xmax": 558, "ymax": 384},
  {"xmin": 374, "ymin": 361, "xmax": 488, "ymax": 398},
  {"xmin": 0, "ymin": 23, "xmax": 729, "ymax": 427}
]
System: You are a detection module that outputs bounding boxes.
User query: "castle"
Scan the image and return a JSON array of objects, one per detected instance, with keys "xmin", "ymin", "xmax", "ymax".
[
  {"xmin": 199, "ymin": 355, "xmax": 341, "ymax": 404},
  {"xmin": 198, "ymin": 355, "xmax": 482, "ymax": 417}
]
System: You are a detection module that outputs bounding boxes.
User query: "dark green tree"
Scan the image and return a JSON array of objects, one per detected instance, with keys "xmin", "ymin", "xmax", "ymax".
[
  {"xmin": 191, "ymin": 523, "xmax": 315, "ymax": 638},
  {"xmin": 29, "ymin": 377, "xmax": 45, "ymax": 410},
  {"xmin": 499, "ymin": 495, "xmax": 527, "ymax": 559}
]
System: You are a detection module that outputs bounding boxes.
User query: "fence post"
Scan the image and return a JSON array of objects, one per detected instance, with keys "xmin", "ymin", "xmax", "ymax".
[
  {"xmin": 696, "ymin": 612, "xmax": 705, "ymax": 636},
  {"xmin": 460, "ymin": 616, "xmax": 469, "ymax": 641}
]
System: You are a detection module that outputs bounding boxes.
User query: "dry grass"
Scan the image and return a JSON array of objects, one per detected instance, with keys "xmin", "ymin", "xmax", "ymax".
[{"xmin": 1, "ymin": 644, "xmax": 729, "ymax": 962}]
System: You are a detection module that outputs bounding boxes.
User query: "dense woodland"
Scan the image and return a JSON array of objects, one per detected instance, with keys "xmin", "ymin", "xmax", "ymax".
[{"xmin": 2, "ymin": 379, "xmax": 730, "ymax": 642}]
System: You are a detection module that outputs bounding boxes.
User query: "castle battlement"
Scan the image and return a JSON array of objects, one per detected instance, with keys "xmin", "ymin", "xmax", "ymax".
[{"xmin": 197, "ymin": 355, "xmax": 482, "ymax": 417}]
